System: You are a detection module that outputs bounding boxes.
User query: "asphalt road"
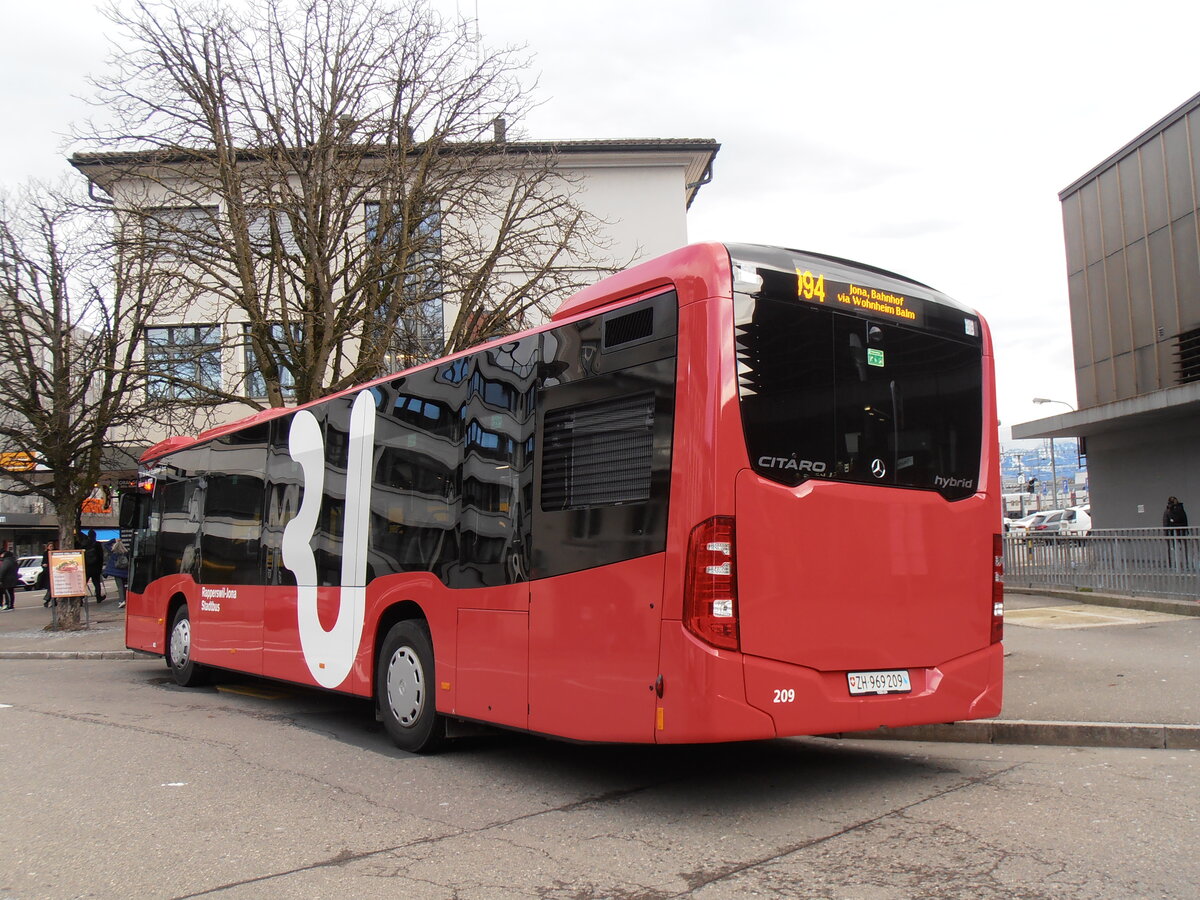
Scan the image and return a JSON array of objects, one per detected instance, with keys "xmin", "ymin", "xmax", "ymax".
[{"xmin": 2, "ymin": 656, "xmax": 1198, "ymax": 899}]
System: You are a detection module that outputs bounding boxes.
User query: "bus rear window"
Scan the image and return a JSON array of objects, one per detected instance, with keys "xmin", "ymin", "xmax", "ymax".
[{"xmin": 735, "ymin": 297, "xmax": 982, "ymax": 500}]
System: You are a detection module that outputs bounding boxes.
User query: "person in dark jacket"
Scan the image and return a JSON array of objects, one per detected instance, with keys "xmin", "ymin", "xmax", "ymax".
[
  {"xmin": 1163, "ymin": 496, "xmax": 1189, "ymax": 529},
  {"xmin": 0, "ymin": 544, "xmax": 18, "ymax": 610},
  {"xmin": 82, "ymin": 530, "xmax": 106, "ymax": 603},
  {"xmin": 1164, "ymin": 496, "xmax": 1190, "ymax": 566},
  {"xmin": 39, "ymin": 539, "xmax": 56, "ymax": 607}
]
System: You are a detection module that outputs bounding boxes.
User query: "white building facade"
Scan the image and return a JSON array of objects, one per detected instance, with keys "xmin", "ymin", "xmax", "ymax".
[
  {"xmin": 68, "ymin": 137, "xmax": 719, "ymax": 437},
  {"xmin": 0, "ymin": 138, "xmax": 718, "ymax": 552}
]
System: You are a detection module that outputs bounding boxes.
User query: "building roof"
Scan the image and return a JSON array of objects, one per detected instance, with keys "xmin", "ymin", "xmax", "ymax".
[
  {"xmin": 70, "ymin": 137, "xmax": 721, "ymax": 208},
  {"xmin": 1058, "ymin": 90, "xmax": 1200, "ymax": 199}
]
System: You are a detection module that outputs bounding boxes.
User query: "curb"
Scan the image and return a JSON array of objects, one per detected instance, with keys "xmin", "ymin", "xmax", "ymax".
[
  {"xmin": 827, "ymin": 719, "xmax": 1200, "ymax": 750},
  {"xmin": 1006, "ymin": 586, "xmax": 1200, "ymax": 617},
  {"xmin": 0, "ymin": 650, "xmax": 137, "ymax": 660}
]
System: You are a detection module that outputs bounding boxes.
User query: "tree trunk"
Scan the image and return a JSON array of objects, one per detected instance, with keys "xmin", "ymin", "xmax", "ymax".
[{"xmin": 51, "ymin": 596, "xmax": 87, "ymax": 631}]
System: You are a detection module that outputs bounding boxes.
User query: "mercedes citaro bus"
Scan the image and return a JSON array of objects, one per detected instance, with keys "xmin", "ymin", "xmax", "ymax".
[{"xmin": 123, "ymin": 243, "xmax": 1003, "ymax": 752}]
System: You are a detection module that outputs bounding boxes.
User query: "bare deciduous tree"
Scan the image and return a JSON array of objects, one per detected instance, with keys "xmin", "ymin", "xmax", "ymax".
[
  {"xmin": 0, "ymin": 183, "xmax": 205, "ymax": 628},
  {"xmin": 72, "ymin": 0, "xmax": 622, "ymax": 409}
]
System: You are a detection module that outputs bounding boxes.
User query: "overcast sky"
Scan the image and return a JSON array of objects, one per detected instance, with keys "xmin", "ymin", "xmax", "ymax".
[{"xmin": 3, "ymin": 1, "xmax": 1198, "ymax": 436}]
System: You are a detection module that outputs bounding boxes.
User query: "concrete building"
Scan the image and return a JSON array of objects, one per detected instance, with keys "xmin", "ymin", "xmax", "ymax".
[{"xmin": 1013, "ymin": 92, "xmax": 1200, "ymax": 528}]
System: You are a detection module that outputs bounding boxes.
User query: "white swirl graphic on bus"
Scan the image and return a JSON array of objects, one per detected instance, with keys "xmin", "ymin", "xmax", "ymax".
[{"xmin": 282, "ymin": 390, "xmax": 376, "ymax": 689}]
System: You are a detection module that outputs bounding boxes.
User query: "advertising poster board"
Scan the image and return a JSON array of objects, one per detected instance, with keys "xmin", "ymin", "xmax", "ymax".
[{"xmin": 48, "ymin": 550, "xmax": 87, "ymax": 599}]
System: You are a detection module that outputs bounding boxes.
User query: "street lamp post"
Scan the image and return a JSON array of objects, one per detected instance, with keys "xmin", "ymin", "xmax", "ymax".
[{"xmin": 1033, "ymin": 397, "xmax": 1076, "ymax": 509}]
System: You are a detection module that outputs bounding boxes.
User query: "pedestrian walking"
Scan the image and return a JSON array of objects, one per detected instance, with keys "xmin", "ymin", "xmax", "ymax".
[
  {"xmin": 39, "ymin": 539, "xmax": 56, "ymax": 607},
  {"xmin": 104, "ymin": 539, "xmax": 130, "ymax": 608},
  {"xmin": 82, "ymin": 529, "xmax": 106, "ymax": 603},
  {"xmin": 0, "ymin": 543, "xmax": 18, "ymax": 610}
]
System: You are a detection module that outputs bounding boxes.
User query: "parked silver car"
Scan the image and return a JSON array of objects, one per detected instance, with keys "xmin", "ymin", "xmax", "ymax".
[
  {"xmin": 1029, "ymin": 510, "xmax": 1068, "ymax": 535},
  {"xmin": 1005, "ymin": 512, "xmax": 1043, "ymax": 534},
  {"xmin": 1028, "ymin": 506, "xmax": 1092, "ymax": 539}
]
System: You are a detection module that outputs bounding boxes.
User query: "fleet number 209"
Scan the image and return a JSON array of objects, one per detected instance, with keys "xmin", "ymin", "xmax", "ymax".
[{"xmin": 773, "ymin": 688, "xmax": 795, "ymax": 703}]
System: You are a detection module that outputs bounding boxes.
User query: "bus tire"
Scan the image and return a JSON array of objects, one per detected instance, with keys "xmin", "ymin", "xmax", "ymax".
[
  {"xmin": 167, "ymin": 605, "xmax": 208, "ymax": 687},
  {"xmin": 377, "ymin": 619, "xmax": 444, "ymax": 753}
]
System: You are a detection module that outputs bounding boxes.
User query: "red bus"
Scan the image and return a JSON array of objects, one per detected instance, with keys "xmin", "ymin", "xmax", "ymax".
[{"xmin": 125, "ymin": 242, "xmax": 1003, "ymax": 752}]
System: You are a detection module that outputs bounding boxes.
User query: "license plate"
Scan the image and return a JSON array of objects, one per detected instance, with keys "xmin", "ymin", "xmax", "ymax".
[{"xmin": 847, "ymin": 669, "xmax": 912, "ymax": 696}]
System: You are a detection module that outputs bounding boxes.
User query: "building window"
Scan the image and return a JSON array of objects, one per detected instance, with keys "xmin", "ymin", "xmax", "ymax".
[
  {"xmin": 247, "ymin": 208, "xmax": 300, "ymax": 256},
  {"xmin": 146, "ymin": 325, "xmax": 222, "ymax": 399},
  {"xmin": 242, "ymin": 324, "xmax": 299, "ymax": 399},
  {"xmin": 364, "ymin": 201, "xmax": 444, "ymax": 365},
  {"xmin": 144, "ymin": 206, "xmax": 220, "ymax": 254}
]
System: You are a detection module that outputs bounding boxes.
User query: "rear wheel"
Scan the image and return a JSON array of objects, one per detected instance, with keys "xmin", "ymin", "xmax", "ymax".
[
  {"xmin": 167, "ymin": 605, "xmax": 208, "ymax": 687},
  {"xmin": 377, "ymin": 620, "xmax": 444, "ymax": 753}
]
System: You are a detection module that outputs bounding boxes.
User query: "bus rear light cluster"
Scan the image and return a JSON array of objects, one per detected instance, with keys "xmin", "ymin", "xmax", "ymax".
[
  {"xmin": 991, "ymin": 533, "xmax": 1004, "ymax": 644},
  {"xmin": 684, "ymin": 516, "xmax": 740, "ymax": 651}
]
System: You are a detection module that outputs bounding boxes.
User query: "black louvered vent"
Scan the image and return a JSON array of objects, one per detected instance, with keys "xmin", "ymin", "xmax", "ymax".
[
  {"xmin": 1178, "ymin": 327, "xmax": 1200, "ymax": 385},
  {"xmin": 603, "ymin": 307, "xmax": 654, "ymax": 349},
  {"xmin": 542, "ymin": 392, "xmax": 655, "ymax": 510}
]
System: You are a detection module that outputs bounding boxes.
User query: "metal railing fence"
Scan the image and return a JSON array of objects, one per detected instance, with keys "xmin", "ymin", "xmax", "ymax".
[{"xmin": 1003, "ymin": 528, "xmax": 1200, "ymax": 600}]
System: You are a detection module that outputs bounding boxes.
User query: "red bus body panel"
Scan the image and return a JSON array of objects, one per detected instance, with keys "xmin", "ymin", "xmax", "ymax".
[{"xmin": 528, "ymin": 553, "xmax": 665, "ymax": 742}]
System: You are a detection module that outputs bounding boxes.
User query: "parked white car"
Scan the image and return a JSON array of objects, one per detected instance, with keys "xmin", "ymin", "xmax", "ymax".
[
  {"xmin": 17, "ymin": 556, "xmax": 43, "ymax": 589},
  {"xmin": 1061, "ymin": 505, "xmax": 1092, "ymax": 536}
]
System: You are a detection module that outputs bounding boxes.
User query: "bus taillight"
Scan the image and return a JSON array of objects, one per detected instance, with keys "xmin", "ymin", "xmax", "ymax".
[
  {"xmin": 992, "ymin": 533, "xmax": 1004, "ymax": 644},
  {"xmin": 685, "ymin": 516, "xmax": 740, "ymax": 651}
]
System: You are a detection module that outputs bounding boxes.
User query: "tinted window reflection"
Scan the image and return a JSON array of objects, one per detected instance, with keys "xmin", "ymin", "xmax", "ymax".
[
  {"xmin": 200, "ymin": 427, "xmax": 267, "ymax": 584},
  {"xmin": 736, "ymin": 297, "xmax": 983, "ymax": 499}
]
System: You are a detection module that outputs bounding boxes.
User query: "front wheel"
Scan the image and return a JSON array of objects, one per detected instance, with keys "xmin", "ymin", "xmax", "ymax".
[
  {"xmin": 167, "ymin": 604, "xmax": 208, "ymax": 687},
  {"xmin": 377, "ymin": 620, "xmax": 444, "ymax": 753}
]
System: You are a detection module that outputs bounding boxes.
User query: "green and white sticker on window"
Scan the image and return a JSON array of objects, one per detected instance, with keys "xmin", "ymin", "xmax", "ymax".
[{"xmin": 867, "ymin": 348, "xmax": 885, "ymax": 367}]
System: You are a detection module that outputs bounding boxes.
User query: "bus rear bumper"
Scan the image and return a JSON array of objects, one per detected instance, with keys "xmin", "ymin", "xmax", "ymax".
[
  {"xmin": 742, "ymin": 642, "xmax": 1004, "ymax": 737},
  {"xmin": 656, "ymin": 623, "xmax": 1002, "ymax": 743}
]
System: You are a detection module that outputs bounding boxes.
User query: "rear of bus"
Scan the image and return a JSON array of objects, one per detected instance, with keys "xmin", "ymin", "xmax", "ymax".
[{"xmin": 658, "ymin": 243, "xmax": 1003, "ymax": 741}]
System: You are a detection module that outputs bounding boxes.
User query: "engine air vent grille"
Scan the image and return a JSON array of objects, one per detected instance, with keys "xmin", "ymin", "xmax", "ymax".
[
  {"xmin": 603, "ymin": 308, "xmax": 654, "ymax": 349},
  {"xmin": 541, "ymin": 392, "xmax": 655, "ymax": 510}
]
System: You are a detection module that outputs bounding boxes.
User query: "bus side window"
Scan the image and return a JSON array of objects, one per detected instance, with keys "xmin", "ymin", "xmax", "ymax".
[{"xmin": 532, "ymin": 294, "xmax": 677, "ymax": 580}]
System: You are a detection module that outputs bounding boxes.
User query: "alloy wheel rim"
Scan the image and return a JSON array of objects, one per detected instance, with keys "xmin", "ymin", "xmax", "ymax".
[
  {"xmin": 386, "ymin": 646, "xmax": 424, "ymax": 727},
  {"xmin": 171, "ymin": 618, "xmax": 191, "ymax": 667}
]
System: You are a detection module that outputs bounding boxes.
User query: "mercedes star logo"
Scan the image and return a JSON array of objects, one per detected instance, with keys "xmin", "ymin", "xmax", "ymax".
[{"xmin": 870, "ymin": 458, "xmax": 887, "ymax": 479}]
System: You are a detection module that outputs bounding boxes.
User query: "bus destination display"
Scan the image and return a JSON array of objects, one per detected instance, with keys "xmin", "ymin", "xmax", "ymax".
[{"xmin": 795, "ymin": 268, "xmax": 916, "ymax": 323}]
